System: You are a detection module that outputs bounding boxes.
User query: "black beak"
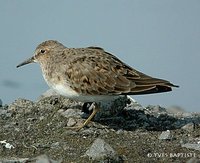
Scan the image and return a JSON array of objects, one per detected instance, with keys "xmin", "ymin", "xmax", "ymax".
[{"xmin": 16, "ymin": 56, "xmax": 35, "ymax": 68}]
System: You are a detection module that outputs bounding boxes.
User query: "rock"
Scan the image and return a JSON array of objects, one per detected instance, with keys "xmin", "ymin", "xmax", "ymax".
[
  {"xmin": 146, "ymin": 105, "xmax": 167, "ymax": 115},
  {"xmin": 186, "ymin": 157, "xmax": 200, "ymax": 163},
  {"xmin": 116, "ymin": 129, "xmax": 124, "ymax": 134},
  {"xmin": 126, "ymin": 95, "xmax": 145, "ymax": 111},
  {"xmin": 85, "ymin": 138, "xmax": 119, "ymax": 161},
  {"xmin": 158, "ymin": 130, "xmax": 172, "ymax": 140},
  {"xmin": 94, "ymin": 96, "xmax": 128, "ymax": 120},
  {"xmin": 33, "ymin": 154, "xmax": 61, "ymax": 163},
  {"xmin": 0, "ymin": 154, "xmax": 61, "ymax": 163},
  {"xmin": 0, "ymin": 140, "xmax": 14, "ymax": 149},
  {"xmin": 181, "ymin": 123, "xmax": 194, "ymax": 132},
  {"xmin": 80, "ymin": 128, "xmax": 100, "ymax": 136},
  {"xmin": 1, "ymin": 95, "xmax": 200, "ymax": 162},
  {"xmin": 0, "ymin": 158, "xmax": 29, "ymax": 162},
  {"xmin": 0, "ymin": 109, "xmax": 11, "ymax": 118},
  {"xmin": 59, "ymin": 108, "xmax": 82, "ymax": 118},
  {"xmin": 51, "ymin": 142, "xmax": 60, "ymax": 149},
  {"xmin": 67, "ymin": 118, "xmax": 76, "ymax": 127},
  {"xmin": 8, "ymin": 98, "xmax": 34, "ymax": 113},
  {"xmin": 182, "ymin": 143, "xmax": 200, "ymax": 151},
  {"xmin": 182, "ymin": 112, "xmax": 193, "ymax": 118}
]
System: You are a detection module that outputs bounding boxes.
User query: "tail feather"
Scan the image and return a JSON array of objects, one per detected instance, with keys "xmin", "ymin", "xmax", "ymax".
[{"xmin": 126, "ymin": 77, "xmax": 179, "ymax": 95}]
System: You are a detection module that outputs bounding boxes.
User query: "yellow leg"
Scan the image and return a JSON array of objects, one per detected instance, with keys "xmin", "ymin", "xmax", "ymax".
[
  {"xmin": 66, "ymin": 102, "xmax": 99, "ymax": 131},
  {"xmin": 77, "ymin": 103, "xmax": 99, "ymax": 130}
]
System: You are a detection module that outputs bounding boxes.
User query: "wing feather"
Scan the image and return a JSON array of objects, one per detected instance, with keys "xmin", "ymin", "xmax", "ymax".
[{"xmin": 62, "ymin": 47, "xmax": 178, "ymax": 95}]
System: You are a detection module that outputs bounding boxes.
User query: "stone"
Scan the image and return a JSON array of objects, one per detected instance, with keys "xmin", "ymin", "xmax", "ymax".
[
  {"xmin": 51, "ymin": 142, "xmax": 60, "ymax": 149},
  {"xmin": 85, "ymin": 138, "xmax": 119, "ymax": 161},
  {"xmin": 67, "ymin": 118, "xmax": 76, "ymax": 127},
  {"xmin": 158, "ymin": 130, "xmax": 172, "ymax": 140},
  {"xmin": 59, "ymin": 108, "xmax": 82, "ymax": 118},
  {"xmin": 186, "ymin": 157, "xmax": 200, "ymax": 163},
  {"xmin": 33, "ymin": 154, "xmax": 61, "ymax": 163},
  {"xmin": 182, "ymin": 143, "xmax": 200, "ymax": 151},
  {"xmin": 181, "ymin": 123, "xmax": 194, "ymax": 132}
]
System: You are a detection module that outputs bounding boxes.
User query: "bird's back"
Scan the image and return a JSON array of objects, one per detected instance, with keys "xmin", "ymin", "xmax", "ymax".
[{"xmin": 60, "ymin": 46, "xmax": 178, "ymax": 96}]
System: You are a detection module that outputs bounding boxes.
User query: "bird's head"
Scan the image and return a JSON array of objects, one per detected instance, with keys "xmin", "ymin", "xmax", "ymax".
[{"xmin": 16, "ymin": 40, "xmax": 65, "ymax": 68}]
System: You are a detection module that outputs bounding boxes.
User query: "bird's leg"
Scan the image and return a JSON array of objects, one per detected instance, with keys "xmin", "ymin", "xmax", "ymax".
[
  {"xmin": 66, "ymin": 102, "xmax": 99, "ymax": 131},
  {"xmin": 77, "ymin": 102, "xmax": 99, "ymax": 130}
]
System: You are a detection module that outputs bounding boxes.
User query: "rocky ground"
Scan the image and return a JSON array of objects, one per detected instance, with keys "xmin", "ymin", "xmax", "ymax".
[{"xmin": 0, "ymin": 95, "xmax": 200, "ymax": 163}]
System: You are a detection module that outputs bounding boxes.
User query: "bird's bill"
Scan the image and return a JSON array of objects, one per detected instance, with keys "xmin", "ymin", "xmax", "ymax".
[{"xmin": 16, "ymin": 56, "xmax": 35, "ymax": 68}]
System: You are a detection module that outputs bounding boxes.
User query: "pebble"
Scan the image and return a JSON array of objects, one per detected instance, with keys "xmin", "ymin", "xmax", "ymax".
[
  {"xmin": 81, "ymin": 128, "xmax": 94, "ymax": 134},
  {"xmin": 182, "ymin": 112, "xmax": 193, "ymax": 118},
  {"xmin": 67, "ymin": 118, "xmax": 76, "ymax": 127},
  {"xmin": 0, "ymin": 154, "xmax": 61, "ymax": 163},
  {"xmin": 0, "ymin": 109, "xmax": 12, "ymax": 118},
  {"xmin": 85, "ymin": 138, "xmax": 119, "ymax": 161},
  {"xmin": 146, "ymin": 105, "xmax": 167, "ymax": 114},
  {"xmin": 158, "ymin": 130, "xmax": 172, "ymax": 140},
  {"xmin": 182, "ymin": 143, "xmax": 200, "ymax": 151},
  {"xmin": 116, "ymin": 129, "xmax": 124, "ymax": 135},
  {"xmin": 33, "ymin": 154, "xmax": 61, "ymax": 163},
  {"xmin": 51, "ymin": 142, "xmax": 60, "ymax": 149},
  {"xmin": 60, "ymin": 109, "xmax": 82, "ymax": 118},
  {"xmin": 186, "ymin": 157, "xmax": 200, "ymax": 163},
  {"xmin": 181, "ymin": 123, "xmax": 194, "ymax": 132},
  {"xmin": 0, "ymin": 109, "xmax": 7, "ymax": 116}
]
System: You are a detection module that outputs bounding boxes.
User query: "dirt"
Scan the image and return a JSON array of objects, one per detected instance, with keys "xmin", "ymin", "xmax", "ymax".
[{"xmin": 0, "ymin": 96, "xmax": 199, "ymax": 162}]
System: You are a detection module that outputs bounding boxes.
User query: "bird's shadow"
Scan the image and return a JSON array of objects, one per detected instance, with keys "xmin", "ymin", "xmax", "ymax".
[
  {"xmin": 81, "ymin": 102, "xmax": 200, "ymax": 132},
  {"xmin": 43, "ymin": 95, "xmax": 199, "ymax": 132}
]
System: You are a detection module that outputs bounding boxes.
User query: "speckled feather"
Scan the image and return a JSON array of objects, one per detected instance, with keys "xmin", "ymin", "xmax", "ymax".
[{"xmin": 32, "ymin": 40, "xmax": 178, "ymax": 98}]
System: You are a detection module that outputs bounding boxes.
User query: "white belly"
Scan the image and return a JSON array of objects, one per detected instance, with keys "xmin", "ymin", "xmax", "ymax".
[
  {"xmin": 52, "ymin": 83, "xmax": 78, "ymax": 97},
  {"xmin": 47, "ymin": 82, "xmax": 119, "ymax": 102},
  {"xmin": 43, "ymin": 73, "xmax": 119, "ymax": 102}
]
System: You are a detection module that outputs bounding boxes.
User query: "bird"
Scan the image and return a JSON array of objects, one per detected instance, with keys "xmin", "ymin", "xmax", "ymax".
[{"xmin": 17, "ymin": 40, "xmax": 178, "ymax": 130}]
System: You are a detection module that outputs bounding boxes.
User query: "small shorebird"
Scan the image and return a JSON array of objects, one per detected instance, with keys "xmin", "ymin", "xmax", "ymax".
[{"xmin": 17, "ymin": 40, "xmax": 178, "ymax": 130}]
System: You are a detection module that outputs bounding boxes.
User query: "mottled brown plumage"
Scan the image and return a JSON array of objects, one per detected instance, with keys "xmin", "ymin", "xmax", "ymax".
[
  {"xmin": 17, "ymin": 40, "xmax": 178, "ymax": 129},
  {"xmin": 17, "ymin": 40, "xmax": 178, "ymax": 97}
]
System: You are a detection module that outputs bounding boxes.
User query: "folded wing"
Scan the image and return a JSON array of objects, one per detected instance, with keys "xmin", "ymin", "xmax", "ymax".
[{"xmin": 64, "ymin": 47, "xmax": 178, "ymax": 95}]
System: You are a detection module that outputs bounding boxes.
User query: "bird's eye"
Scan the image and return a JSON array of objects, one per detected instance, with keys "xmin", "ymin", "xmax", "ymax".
[{"xmin": 40, "ymin": 49, "xmax": 46, "ymax": 53}]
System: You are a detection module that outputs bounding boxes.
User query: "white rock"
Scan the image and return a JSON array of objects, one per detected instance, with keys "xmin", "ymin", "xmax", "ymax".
[
  {"xmin": 67, "ymin": 118, "xmax": 76, "ymax": 127},
  {"xmin": 158, "ymin": 130, "xmax": 172, "ymax": 140},
  {"xmin": 182, "ymin": 143, "xmax": 200, "ymax": 151},
  {"xmin": 85, "ymin": 138, "xmax": 118, "ymax": 161}
]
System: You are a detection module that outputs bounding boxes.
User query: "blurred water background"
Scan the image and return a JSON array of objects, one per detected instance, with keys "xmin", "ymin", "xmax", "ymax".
[{"xmin": 0, "ymin": 0, "xmax": 199, "ymax": 112}]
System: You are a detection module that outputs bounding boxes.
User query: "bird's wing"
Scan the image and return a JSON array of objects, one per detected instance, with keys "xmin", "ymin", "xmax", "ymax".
[{"xmin": 64, "ymin": 47, "xmax": 178, "ymax": 95}]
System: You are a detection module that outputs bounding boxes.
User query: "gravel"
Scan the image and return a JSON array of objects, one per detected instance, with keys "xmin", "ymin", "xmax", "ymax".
[{"xmin": 0, "ymin": 95, "xmax": 200, "ymax": 162}]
